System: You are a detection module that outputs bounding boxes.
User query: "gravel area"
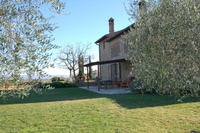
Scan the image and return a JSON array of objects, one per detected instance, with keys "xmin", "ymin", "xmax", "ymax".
[{"xmin": 79, "ymin": 86, "xmax": 132, "ymax": 94}]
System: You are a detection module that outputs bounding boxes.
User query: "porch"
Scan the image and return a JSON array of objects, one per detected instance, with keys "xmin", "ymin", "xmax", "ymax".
[{"xmin": 84, "ymin": 58, "xmax": 134, "ymax": 91}]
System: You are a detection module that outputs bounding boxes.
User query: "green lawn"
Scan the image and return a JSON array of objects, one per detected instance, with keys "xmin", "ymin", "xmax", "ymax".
[{"xmin": 0, "ymin": 87, "xmax": 199, "ymax": 133}]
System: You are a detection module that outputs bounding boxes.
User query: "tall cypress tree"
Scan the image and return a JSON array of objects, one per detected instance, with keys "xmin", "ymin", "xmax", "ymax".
[
  {"xmin": 78, "ymin": 55, "xmax": 84, "ymax": 79},
  {"xmin": 88, "ymin": 56, "xmax": 92, "ymax": 79}
]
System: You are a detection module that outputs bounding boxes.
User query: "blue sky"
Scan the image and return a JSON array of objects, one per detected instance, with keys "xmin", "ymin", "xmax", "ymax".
[{"xmin": 45, "ymin": 0, "xmax": 133, "ymax": 76}]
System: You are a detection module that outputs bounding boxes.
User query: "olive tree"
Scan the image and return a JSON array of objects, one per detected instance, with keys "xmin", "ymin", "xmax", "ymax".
[
  {"xmin": 126, "ymin": 0, "xmax": 200, "ymax": 96},
  {"xmin": 0, "ymin": 0, "xmax": 66, "ymax": 99},
  {"xmin": 88, "ymin": 56, "xmax": 92, "ymax": 79}
]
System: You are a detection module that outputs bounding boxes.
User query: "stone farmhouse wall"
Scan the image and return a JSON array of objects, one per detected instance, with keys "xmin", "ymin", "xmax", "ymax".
[{"xmin": 99, "ymin": 36, "xmax": 132, "ymax": 81}]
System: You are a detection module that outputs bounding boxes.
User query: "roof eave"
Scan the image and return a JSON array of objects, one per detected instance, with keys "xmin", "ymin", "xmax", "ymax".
[
  {"xmin": 84, "ymin": 58, "xmax": 127, "ymax": 67},
  {"xmin": 95, "ymin": 34, "xmax": 108, "ymax": 44},
  {"xmin": 106, "ymin": 23, "xmax": 135, "ymax": 42}
]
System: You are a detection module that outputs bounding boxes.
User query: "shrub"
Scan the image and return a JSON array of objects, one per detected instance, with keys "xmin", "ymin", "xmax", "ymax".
[
  {"xmin": 45, "ymin": 82, "xmax": 77, "ymax": 88},
  {"xmin": 51, "ymin": 77, "xmax": 60, "ymax": 82},
  {"xmin": 130, "ymin": 79, "xmax": 156, "ymax": 94}
]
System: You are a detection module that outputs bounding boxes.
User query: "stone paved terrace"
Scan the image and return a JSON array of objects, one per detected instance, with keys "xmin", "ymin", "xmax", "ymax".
[{"xmin": 79, "ymin": 86, "xmax": 132, "ymax": 94}]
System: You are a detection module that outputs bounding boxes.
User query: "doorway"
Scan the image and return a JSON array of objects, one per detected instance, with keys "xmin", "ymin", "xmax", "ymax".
[{"xmin": 111, "ymin": 64, "xmax": 117, "ymax": 82}]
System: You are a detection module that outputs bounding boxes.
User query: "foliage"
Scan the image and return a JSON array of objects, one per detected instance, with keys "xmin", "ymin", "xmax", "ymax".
[
  {"xmin": 78, "ymin": 55, "xmax": 84, "ymax": 78},
  {"xmin": 0, "ymin": 0, "xmax": 66, "ymax": 98},
  {"xmin": 126, "ymin": 0, "xmax": 200, "ymax": 96},
  {"xmin": 0, "ymin": 82, "xmax": 54, "ymax": 102},
  {"xmin": 88, "ymin": 56, "xmax": 92, "ymax": 78},
  {"xmin": 57, "ymin": 43, "xmax": 91, "ymax": 77},
  {"xmin": 45, "ymin": 82, "xmax": 77, "ymax": 88},
  {"xmin": 51, "ymin": 76, "xmax": 61, "ymax": 82},
  {"xmin": 130, "ymin": 79, "xmax": 157, "ymax": 94}
]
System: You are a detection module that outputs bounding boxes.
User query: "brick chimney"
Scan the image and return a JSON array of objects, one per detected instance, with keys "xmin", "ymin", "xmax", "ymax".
[{"xmin": 108, "ymin": 17, "xmax": 114, "ymax": 34}]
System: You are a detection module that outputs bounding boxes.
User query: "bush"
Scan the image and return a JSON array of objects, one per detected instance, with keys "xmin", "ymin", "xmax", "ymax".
[
  {"xmin": 45, "ymin": 82, "xmax": 77, "ymax": 88},
  {"xmin": 51, "ymin": 77, "xmax": 60, "ymax": 82},
  {"xmin": 130, "ymin": 79, "xmax": 156, "ymax": 94}
]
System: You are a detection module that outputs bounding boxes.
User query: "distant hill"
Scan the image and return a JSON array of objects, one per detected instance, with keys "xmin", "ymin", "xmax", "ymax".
[{"xmin": 20, "ymin": 75, "xmax": 69, "ymax": 80}]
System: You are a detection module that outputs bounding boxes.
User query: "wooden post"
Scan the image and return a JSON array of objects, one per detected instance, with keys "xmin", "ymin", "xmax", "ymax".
[
  {"xmin": 87, "ymin": 66, "xmax": 89, "ymax": 89},
  {"xmin": 98, "ymin": 64, "xmax": 100, "ymax": 91}
]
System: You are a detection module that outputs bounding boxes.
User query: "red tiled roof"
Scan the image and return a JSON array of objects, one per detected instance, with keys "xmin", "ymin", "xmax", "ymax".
[{"xmin": 95, "ymin": 23, "xmax": 135, "ymax": 44}]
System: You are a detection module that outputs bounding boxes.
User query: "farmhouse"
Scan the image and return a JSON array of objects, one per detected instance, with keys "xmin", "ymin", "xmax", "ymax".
[{"xmin": 85, "ymin": 18, "xmax": 134, "ymax": 86}]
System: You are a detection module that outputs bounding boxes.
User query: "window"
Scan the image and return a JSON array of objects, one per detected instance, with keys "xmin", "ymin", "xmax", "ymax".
[
  {"xmin": 122, "ymin": 39, "xmax": 128, "ymax": 53},
  {"xmin": 103, "ymin": 42, "xmax": 105, "ymax": 49},
  {"xmin": 111, "ymin": 42, "xmax": 120, "ymax": 57}
]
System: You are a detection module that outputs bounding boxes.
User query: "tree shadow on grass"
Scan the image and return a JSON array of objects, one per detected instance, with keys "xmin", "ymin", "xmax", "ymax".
[
  {"xmin": 108, "ymin": 93, "xmax": 200, "ymax": 109},
  {"xmin": 0, "ymin": 87, "xmax": 200, "ymax": 109}
]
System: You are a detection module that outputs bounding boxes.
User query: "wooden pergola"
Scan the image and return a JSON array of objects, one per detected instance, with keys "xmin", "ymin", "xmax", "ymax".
[{"xmin": 84, "ymin": 58, "xmax": 127, "ymax": 91}]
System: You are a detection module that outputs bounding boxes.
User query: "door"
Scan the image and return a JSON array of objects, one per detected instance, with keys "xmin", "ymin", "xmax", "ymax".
[{"xmin": 111, "ymin": 64, "xmax": 117, "ymax": 82}]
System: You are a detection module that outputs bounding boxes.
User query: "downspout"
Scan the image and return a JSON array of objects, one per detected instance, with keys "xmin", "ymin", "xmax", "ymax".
[
  {"xmin": 96, "ymin": 42, "xmax": 101, "ymax": 91},
  {"xmin": 98, "ymin": 42, "xmax": 101, "ymax": 80}
]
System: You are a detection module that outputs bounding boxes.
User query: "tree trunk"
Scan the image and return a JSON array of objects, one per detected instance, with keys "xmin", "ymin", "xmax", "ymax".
[
  {"xmin": 69, "ymin": 69, "xmax": 72, "ymax": 77},
  {"xmin": 73, "ymin": 69, "xmax": 76, "ymax": 78}
]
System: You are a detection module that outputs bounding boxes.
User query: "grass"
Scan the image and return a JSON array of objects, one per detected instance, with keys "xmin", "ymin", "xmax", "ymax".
[{"xmin": 0, "ymin": 87, "xmax": 200, "ymax": 133}]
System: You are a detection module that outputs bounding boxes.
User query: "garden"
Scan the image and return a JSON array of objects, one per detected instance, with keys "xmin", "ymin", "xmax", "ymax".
[
  {"xmin": 0, "ymin": 0, "xmax": 199, "ymax": 132},
  {"xmin": 0, "ymin": 87, "xmax": 199, "ymax": 133}
]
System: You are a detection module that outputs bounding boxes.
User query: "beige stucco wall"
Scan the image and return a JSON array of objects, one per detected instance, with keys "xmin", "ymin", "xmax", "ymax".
[
  {"xmin": 99, "ymin": 36, "xmax": 132, "ymax": 81},
  {"xmin": 100, "ymin": 37, "xmax": 127, "ymax": 61},
  {"xmin": 100, "ymin": 41, "xmax": 109, "ymax": 61},
  {"xmin": 100, "ymin": 62, "xmax": 132, "ymax": 81},
  {"xmin": 100, "ymin": 64, "xmax": 110, "ymax": 81},
  {"xmin": 120, "ymin": 62, "xmax": 132, "ymax": 81}
]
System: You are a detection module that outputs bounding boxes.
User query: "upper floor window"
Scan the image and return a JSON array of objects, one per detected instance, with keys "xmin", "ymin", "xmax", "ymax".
[
  {"xmin": 111, "ymin": 42, "xmax": 120, "ymax": 57},
  {"xmin": 103, "ymin": 42, "xmax": 105, "ymax": 49},
  {"xmin": 122, "ymin": 39, "xmax": 129, "ymax": 53}
]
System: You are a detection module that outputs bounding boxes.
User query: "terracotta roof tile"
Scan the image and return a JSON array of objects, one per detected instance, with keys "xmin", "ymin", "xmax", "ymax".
[{"xmin": 95, "ymin": 23, "xmax": 135, "ymax": 44}]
